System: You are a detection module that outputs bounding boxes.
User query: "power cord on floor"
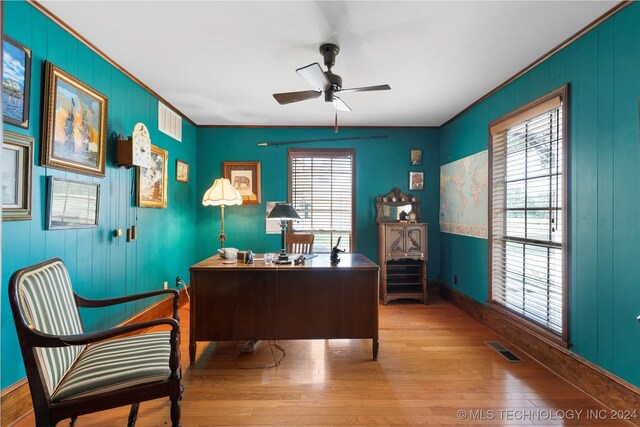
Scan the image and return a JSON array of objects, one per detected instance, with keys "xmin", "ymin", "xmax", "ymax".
[
  {"xmin": 233, "ymin": 340, "xmax": 286, "ymax": 370},
  {"xmin": 175, "ymin": 276, "xmax": 190, "ymax": 302}
]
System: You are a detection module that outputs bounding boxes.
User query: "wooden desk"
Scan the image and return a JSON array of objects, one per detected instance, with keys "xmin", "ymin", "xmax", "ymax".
[{"xmin": 189, "ymin": 253, "xmax": 380, "ymax": 362}]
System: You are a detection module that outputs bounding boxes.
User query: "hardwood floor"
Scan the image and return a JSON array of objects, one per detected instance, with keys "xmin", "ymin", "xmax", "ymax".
[{"xmin": 12, "ymin": 297, "xmax": 635, "ymax": 426}]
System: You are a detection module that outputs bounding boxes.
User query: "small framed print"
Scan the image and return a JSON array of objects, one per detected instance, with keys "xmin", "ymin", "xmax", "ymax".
[
  {"xmin": 410, "ymin": 149, "xmax": 423, "ymax": 166},
  {"xmin": 137, "ymin": 145, "xmax": 168, "ymax": 208},
  {"xmin": 223, "ymin": 161, "xmax": 261, "ymax": 204},
  {"xmin": 409, "ymin": 171, "xmax": 424, "ymax": 191},
  {"xmin": 47, "ymin": 177, "xmax": 100, "ymax": 229},
  {"xmin": 176, "ymin": 159, "xmax": 189, "ymax": 183},
  {"xmin": 2, "ymin": 36, "xmax": 32, "ymax": 128},
  {"xmin": 2, "ymin": 131, "xmax": 33, "ymax": 220}
]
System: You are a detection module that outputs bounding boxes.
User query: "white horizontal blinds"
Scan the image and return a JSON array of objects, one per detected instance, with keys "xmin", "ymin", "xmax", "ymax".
[
  {"xmin": 491, "ymin": 96, "xmax": 565, "ymax": 337},
  {"xmin": 289, "ymin": 150, "xmax": 354, "ymax": 253}
]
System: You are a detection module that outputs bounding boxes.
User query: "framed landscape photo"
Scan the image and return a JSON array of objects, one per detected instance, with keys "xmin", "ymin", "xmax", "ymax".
[
  {"xmin": 223, "ymin": 161, "xmax": 261, "ymax": 204},
  {"xmin": 409, "ymin": 171, "xmax": 424, "ymax": 191},
  {"xmin": 176, "ymin": 159, "xmax": 189, "ymax": 183},
  {"xmin": 137, "ymin": 145, "xmax": 168, "ymax": 208},
  {"xmin": 2, "ymin": 36, "xmax": 32, "ymax": 128},
  {"xmin": 410, "ymin": 149, "xmax": 423, "ymax": 166},
  {"xmin": 41, "ymin": 61, "xmax": 108, "ymax": 177},
  {"xmin": 2, "ymin": 131, "xmax": 33, "ymax": 220},
  {"xmin": 46, "ymin": 177, "xmax": 100, "ymax": 230}
]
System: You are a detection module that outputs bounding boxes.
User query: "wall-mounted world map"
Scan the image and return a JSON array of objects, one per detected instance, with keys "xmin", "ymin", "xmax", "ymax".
[{"xmin": 439, "ymin": 150, "xmax": 488, "ymax": 239}]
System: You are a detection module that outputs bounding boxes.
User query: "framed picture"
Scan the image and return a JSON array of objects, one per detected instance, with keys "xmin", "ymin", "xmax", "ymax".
[
  {"xmin": 41, "ymin": 61, "xmax": 108, "ymax": 177},
  {"xmin": 409, "ymin": 171, "xmax": 424, "ymax": 191},
  {"xmin": 410, "ymin": 149, "xmax": 423, "ymax": 166},
  {"xmin": 137, "ymin": 144, "xmax": 168, "ymax": 208},
  {"xmin": 2, "ymin": 131, "xmax": 33, "ymax": 220},
  {"xmin": 223, "ymin": 161, "xmax": 261, "ymax": 204},
  {"xmin": 176, "ymin": 159, "xmax": 189, "ymax": 183},
  {"xmin": 2, "ymin": 36, "xmax": 32, "ymax": 128},
  {"xmin": 265, "ymin": 201, "xmax": 285, "ymax": 234},
  {"xmin": 46, "ymin": 177, "xmax": 100, "ymax": 230}
]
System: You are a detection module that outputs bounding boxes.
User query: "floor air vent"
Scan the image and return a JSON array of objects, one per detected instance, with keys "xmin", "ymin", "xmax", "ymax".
[{"xmin": 485, "ymin": 341, "xmax": 523, "ymax": 362}]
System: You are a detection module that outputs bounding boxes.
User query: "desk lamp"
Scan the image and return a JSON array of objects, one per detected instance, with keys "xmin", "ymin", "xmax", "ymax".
[
  {"xmin": 202, "ymin": 178, "xmax": 242, "ymax": 248},
  {"xmin": 267, "ymin": 203, "xmax": 301, "ymax": 263}
]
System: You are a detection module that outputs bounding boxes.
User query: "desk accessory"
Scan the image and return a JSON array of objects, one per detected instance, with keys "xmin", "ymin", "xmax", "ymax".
[
  {"xmin": 330, "ymin": 236, "xmax": 345, "ymax": 264},
  {"xmin": 267, "ymin": 203, "xmax": 301, "ymax": 263},
  {"xmin": 203, "ymin": 178, "xmax": 243, "ymax": 248}
]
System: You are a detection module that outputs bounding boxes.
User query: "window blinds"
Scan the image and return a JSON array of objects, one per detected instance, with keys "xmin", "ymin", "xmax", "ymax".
[
  {"xmin": 289, "ymin": 149, "xmax": 354, "ymax": 253},
  {"xmin": 490, "ymin": 95, "xmax": 566, "ymax": 339}
]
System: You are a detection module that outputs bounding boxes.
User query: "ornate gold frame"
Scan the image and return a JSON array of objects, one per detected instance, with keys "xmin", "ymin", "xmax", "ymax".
[
  {"xmin": 41, "ymin": 61, "xmax": 108, "ymax": 177},
  {"xmin": 137, "ymin": 144, "xmax": 168, "ymax": 208}
]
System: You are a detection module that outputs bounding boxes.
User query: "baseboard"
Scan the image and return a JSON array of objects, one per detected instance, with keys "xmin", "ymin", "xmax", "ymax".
[
  {"xmin": 0, "ymin": 287, "xmax": 190, "ymax": 426},
  {"xmin": 440, "ymin": 285, "xmax": 640, "ymax": 420}
]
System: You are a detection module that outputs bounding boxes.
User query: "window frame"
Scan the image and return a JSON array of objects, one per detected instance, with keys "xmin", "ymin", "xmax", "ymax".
[
  {"xmin": 287, "ymin": 148, "xmax": 356, "ymax": 252},
  {"xmin": 488, "ymin": 85, "xmax": 569, "ymax": 346}
]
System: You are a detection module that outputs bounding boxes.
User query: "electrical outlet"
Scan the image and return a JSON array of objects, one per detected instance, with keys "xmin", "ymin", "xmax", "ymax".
[{"xmin": 163, "ymin": 281, "xmax": 168, "ymax": 290}]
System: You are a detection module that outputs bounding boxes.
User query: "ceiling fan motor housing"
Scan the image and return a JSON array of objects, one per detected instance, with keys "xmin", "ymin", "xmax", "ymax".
[{"xmin": 320, "ymin": 43, "xmax": 340, "ymax": 70}]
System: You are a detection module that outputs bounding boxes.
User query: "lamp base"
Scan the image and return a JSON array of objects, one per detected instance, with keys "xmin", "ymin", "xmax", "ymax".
[{"xmin": 275, "ymin": 252, "xmax": 291, "ymax": 264}]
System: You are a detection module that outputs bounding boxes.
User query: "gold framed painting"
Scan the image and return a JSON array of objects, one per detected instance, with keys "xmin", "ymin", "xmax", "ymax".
[
  {"xmin": 41, "ymin": 61, "xmax": 108, "ymax": 177},
  {"xmin": 137, "ymin": 144, "xmax": 168, "ymax": 208},
  {"xmin": 223, "ymin": 161, "xmax": 261, "ymax": 204}
]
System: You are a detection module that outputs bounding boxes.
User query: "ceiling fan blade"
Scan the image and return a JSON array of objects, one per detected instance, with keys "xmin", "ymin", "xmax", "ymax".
[
  {"xmin": 296, "ymin": 62, "xmax": 330, "ymax": 91},
  {"xmin": 273, "ymin": 90, "xmax": 322, "ymax": 105},
  {"xmin": 332, "ymin": 96, "xmax": 351, "ymax": 112},
  {"xmin": 339, "ymin": 84, "xmax": 391, "ymax": 94}
]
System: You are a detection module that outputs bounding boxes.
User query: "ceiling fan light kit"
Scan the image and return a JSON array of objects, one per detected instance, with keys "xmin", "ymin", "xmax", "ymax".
[{"xmin": 273, "ymin": 43, "xmax": 391, "ymax": 125}]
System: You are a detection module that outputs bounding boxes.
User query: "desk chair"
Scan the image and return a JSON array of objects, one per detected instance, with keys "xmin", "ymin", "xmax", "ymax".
[
  {"xmin": 286, "ymin": 232, "xmax": 315, "ymax": 254},
  {"xmin": 9, "ymin": 258, "xmax": 183, "ymax": 426}
]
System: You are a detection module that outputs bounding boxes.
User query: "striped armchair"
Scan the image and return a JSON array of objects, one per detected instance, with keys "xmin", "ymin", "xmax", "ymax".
[{"xmin": 8, "ymin": 258, "xmax": 183, "ymax": 426}]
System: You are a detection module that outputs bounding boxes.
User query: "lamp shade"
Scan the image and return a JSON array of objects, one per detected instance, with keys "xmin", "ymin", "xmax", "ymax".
[
  {"xmin": 267, "ymin": 203, "xmax": 301, "ymax": 220},
  {"xmin": 202, "ymin": 178, "xmax": 243, "ymax": 206}
]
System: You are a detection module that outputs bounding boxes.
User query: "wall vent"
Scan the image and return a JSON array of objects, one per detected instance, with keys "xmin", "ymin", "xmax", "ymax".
[
  {"xmin": 158, "ymin": 101, "xmax": 182, "ymax": 142},
  {"xmin": 485, "ymin": 341, "xmax": 523, "ymax": 362}
]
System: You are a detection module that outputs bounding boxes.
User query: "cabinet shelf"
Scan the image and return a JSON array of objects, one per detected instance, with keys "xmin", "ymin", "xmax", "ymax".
[{"xmin": 378, "ymin": 222, "xmax": 428, "ymax": 305}]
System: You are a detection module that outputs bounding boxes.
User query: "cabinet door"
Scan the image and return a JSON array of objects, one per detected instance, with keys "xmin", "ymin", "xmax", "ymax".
[
  {"xmin": 385, "ymin": 225, "xmax": 406, "ymax": 257},
  {"xmin": 405, "ymin": 225, "xmax": 425, "ymax": 259}
]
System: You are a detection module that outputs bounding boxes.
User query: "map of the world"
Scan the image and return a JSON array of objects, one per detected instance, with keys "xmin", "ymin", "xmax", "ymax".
[{"xmin": 439, "ymin": 150, "xmax": 488, "ymax": 239}]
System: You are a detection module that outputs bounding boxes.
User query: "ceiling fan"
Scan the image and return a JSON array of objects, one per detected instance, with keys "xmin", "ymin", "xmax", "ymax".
[{"xmin": 273, "ymin": 43, "xmax": 391, "ymax": 113}]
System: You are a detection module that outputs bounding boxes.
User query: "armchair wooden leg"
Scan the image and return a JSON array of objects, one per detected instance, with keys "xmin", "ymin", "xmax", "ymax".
[
  {"xmin": 170, "ymin": 397, "xmax": 181, "ymax": 427},
  {"xmin": 170, "ymin": 384, "xmax": 183, "ymax": 427},
  {"xmin": 127, "ymin": 403, "xmax": 140, "ymax": 427}
]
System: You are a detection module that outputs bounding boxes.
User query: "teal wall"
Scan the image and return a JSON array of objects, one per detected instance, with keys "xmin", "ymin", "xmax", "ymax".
[
  {"xmin": 440, "ymin": 3, "xmax": 640, "ymax": 386},
  {"xmin": 196, "ymin": 127, "xmax": 441, "ymax": 273},
  {"xmin": 1, "ymin": 2, "xmax": 198, "ymax": 389}
]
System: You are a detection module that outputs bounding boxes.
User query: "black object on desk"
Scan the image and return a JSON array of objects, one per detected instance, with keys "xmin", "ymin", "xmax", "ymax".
[{"xmin": 330, "ymin": 236, "xmax": 345, "ymax": 264}]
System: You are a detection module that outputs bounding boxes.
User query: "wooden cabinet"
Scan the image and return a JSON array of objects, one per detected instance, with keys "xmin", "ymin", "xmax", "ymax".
[{"xmin": 378, "ymin": 222, "xmax": 428, "ymax": 304}]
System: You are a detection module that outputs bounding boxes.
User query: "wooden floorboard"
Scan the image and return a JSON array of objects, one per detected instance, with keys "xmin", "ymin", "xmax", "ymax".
[{"xmin": 11, "ymin": 297, "xmax": 635, "ymax": 426}]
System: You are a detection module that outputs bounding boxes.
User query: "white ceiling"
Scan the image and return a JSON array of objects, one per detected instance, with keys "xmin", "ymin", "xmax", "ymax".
[{"xmin": 39, "ymin": 1, "xmax": 618, "ymax": 127}]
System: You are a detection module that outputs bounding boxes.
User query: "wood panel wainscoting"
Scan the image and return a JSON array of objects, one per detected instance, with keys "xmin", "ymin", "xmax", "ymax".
[
  {"xmin": 440, "ymin": 285, "xmax": 640, "ymax": 421},
  {"xmin": 1, "ymin": 287, "xmax": 190, "ymax": 426}
]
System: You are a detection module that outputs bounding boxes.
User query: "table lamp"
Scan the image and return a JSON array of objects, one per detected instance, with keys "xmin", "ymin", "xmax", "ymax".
[
  {"xmin": 267, "ymin": 203, "xmax": 301, "ymax": 263},
  {"xmin": 202, "ymin": 178, "xmax": 242, "ymax": 248}
]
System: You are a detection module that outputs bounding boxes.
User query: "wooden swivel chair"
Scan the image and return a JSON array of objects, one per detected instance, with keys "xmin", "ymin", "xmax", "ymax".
[
  {"xmin": 8, "ymin": 258, "xmax": 183, "ymax": 426},
  {"xmin": 286, "ymin": 232, "xmax": 315, "ymax": 254}
]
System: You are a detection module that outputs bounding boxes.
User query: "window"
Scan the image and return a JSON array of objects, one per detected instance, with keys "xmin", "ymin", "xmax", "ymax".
[
  {"xmin": 489, "ymin": 86, "xmax": 568, "ymax": 344},
  {"xmin": 288, "ymin": 148, "xmax": 355, "ymax": 253}
]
